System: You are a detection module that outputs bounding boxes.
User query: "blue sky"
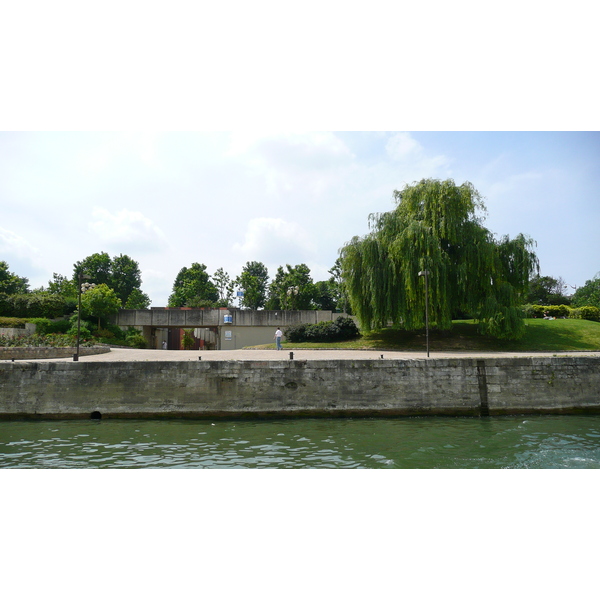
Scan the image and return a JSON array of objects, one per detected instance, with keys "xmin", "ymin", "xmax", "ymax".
[
  {"xmin": 1, "ymin": 131, "xmax": 598, "ymax": 306},
  {"xmin": 2, "ymin": 3, "xmax": 598, "ymax": 307}
]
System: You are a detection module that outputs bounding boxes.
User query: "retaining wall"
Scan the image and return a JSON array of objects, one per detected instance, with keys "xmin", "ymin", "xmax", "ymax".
[
  {"xmin": 0, "ymin": 347, "xmax": 111, "ymax": 360},
  {"xmin": 0, "ymin": 356, "xmax": 598, "ymax": 419}
]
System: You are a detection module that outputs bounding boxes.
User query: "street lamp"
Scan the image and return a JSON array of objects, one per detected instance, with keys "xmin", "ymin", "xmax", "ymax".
[
  {"xmin": 74, "ymin": 273, "xmax": 94, "ymax": 361},
  {"xmin": 418, "ymin": 270, "xmax": 430, "ymax": 358}
]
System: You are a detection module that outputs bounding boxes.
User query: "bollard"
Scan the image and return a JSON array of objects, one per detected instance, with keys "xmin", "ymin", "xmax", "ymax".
[
  {"xmin": 289, "ymin": 352, "xmax": 294, "ymax": 360},
  {"xmin": 198, "ymin": 356, "xmax": 202, "ymax": 360},
  {"xmin": 380, "ymin": 355, "xmax": 384, "ymax": 359},
  {"xmin": 73, "ymin": 354, "xmax": 79, "ymax": 362}
]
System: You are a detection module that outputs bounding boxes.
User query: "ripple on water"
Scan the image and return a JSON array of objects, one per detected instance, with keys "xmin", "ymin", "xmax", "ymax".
[{"xmin": 1, "ymin": 415, "xmax": 600, "ymax": 469}]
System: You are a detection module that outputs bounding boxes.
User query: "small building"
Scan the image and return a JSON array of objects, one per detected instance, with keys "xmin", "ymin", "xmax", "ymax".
[{"xmin": 111, "ymin": 308, "xmax": 351, "ymax": 350}]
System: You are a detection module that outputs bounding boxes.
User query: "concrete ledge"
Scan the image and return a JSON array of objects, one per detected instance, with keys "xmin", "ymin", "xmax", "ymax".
[
  {"xmin": 0, "ymin": 355, "xmax": 598, "ymax": 419},
  {"xmin": 0, "ymin": 346, "xmax": 111, "ymax": 360}
]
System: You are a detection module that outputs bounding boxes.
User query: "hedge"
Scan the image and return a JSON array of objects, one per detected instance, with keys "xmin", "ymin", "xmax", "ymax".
[
  {"xmin": 522, "ymin": 304, "xmax": 599, "ymax": 321},
  {"xmin": 285, "ymin": 316, "xmax": 360, "ymax": 343}
]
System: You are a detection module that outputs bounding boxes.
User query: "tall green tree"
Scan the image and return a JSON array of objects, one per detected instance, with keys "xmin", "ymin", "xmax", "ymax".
[
  {"xmin": 168, "ymin": 263, "xmax": 218, "ymax": 307},
  {"xmin": 313, "ymin": 258, "xmax": 350, "ymax": 312},
  {"xmin": 571, "ymin": 275, "xmax": 600, "ymax": 308},
  {"xmin": 0, "ymin": 261, "xmax": 29, "ymax": 295},
  {"xmin": 124, "ymin": 288, "xmax": 151, "ymax": 309},
  {"xmin": 526, "ymin": 275, "xmax": 570, "ymax": 305},
  {"xmin": 266, "ymin": 264, "xmax": 315, "ymax": 310},
  {"xmin": 80, "ymin": 283, "xmax": 121, "ymax": 330},
  {"xmin": 47, "ymin": 273, "xmax": 77, "ymax": 299},
  {"xmin": 235, "ymin": 261, "xmax": 269, "ymax": 310},
  {"xmin": 73, "ymin": 252, "xmax": 148, "ymax": 307},
  {"xmin": 340, "ymin": 178, "xmax": 538, "ymax": 339},
  {"xmin": 212, "ymin": 268, "xmax": 235, "ymax": 306},
  {"xmin": 111, "ymin": 254, "xmax": 142, "ymax": 306},
  {"xmin": 74, "ymin": 252, "xmax": 113, "ymax": 287}
]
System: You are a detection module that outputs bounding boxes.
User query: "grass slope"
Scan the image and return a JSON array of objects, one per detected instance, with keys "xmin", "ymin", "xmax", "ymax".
[{"xmin": 248, "ymin": 319, "xmax": 600, "ymax": 352}]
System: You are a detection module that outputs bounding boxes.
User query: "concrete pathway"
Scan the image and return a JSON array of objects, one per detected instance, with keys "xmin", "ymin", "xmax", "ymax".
[{"xmin": 30, "ymin": 347, "xmax": 600, "ymax": 362}]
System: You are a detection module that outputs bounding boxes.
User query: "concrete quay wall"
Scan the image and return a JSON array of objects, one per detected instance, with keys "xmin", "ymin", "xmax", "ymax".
[
  {"xmin": 1, "ymin": 356, "xmax": 598, "ymax": 419},
  {"xmin": 0, "ymin": 346, "xmax": 111, "ymax": 361}
]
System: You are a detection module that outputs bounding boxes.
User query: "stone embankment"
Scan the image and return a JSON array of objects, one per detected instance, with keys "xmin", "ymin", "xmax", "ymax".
[
  {"xmin": 1, "ymin": 349, "xmax": 599, "ymax": 419},
  {"xmin": 0, "ymin": 347, "xmax": 111, "ymax": 361}
]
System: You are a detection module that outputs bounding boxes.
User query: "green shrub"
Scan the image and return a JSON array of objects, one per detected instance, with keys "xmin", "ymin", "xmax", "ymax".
[
  {"xmin": 286, "ymin": 316, "xmax": 360, "ymax": 343},
  {"xmin": 127, "ymin": 333, "xmax": 148, "ymax": 348},
  {"xmin": 0, "ymin": 317, "xmax": 28, "ymax": 328},
  {"xmin": 570, "ymin": 306, "xmax": 600, "ymax": 322},
  {"xmin": 102, "ymin": 323, "xmax": 126, "ymax": 340},
  {"xmin": 27, "ymin": 318, "xmax": 53, "ymax": 335},
  {"xmin": 3, "ymin": 294, "xmax": 72, "ymax": 319},
  {"xmin": 523, "ymin": 304, "xmax": 570, "ymax": 319},
  {"xmin": 546, "ymin": 304, "xmax": 569, "ymax": 318}
]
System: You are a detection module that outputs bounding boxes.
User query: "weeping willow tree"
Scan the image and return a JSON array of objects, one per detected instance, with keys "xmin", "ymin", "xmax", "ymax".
[{"xmin": 340, "ymin": 178, "xmax": 538, "ymax": 339}]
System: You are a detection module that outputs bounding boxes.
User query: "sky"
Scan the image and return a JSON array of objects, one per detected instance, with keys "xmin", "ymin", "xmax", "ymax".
[
  {"xmin": 2, "ymin": 2, "xmax": 598, "ymax": 309},
  {"xmin": 1, "ymin": 131, "xmax": 599, "ymax": 306}
]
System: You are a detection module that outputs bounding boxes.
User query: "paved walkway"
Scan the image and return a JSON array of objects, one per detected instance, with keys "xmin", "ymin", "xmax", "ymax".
[{"xmin": 30, "ymin": 347, "xmax": 600, "ymax": 362}]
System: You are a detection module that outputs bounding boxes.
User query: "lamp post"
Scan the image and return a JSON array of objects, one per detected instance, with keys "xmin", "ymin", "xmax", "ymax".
[
  {"xmin": 418, "ymin": 270, "xmax": 430, "ymax": 358},
  {"xmin": 74, "ymin": 272, "xmax": 92, "ymax": 361}
]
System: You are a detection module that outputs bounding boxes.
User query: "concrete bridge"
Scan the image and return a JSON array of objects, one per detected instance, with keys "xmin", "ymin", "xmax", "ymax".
[{"xmin": 111, "ymin": 308, "xmax": 348, "ymax": 350}]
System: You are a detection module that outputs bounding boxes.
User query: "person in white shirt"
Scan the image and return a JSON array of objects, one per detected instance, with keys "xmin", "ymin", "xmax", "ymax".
[{"xmin": 274, "ymin": 328, "xmax": 283, "ymax": 350}]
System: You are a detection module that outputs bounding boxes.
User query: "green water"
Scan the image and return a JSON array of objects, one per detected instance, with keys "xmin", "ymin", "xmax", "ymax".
[{"xmin": 2, "ymin": 415, "xmax": 600, "ymax": 468}]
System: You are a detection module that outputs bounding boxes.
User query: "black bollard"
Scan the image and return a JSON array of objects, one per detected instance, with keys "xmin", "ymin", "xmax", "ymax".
[
  {"xmin": 198, "ymin": 356, "xmax": 202, "ymax": 360},
  {"xmin": 289, "ymin": 352, "xmax": 294, "ymax": 360}
]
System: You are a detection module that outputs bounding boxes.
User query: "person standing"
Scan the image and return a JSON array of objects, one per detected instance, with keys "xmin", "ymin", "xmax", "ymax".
[{"xmin": 274, "ymin": 328, "xmax": 283, "ymax": 350}]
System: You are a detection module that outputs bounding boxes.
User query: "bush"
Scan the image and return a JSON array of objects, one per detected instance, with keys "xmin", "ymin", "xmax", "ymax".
[
  {"xmin": 127, "ymin": 333, "xmax": 148, "ymax": 348},
  {"xmin": 103, "ymin": 323, "xmax": 126, "ymax": 340},
  {"xmin": 1, "ymin": 293, "xmax": 72, "ymax": 319},
  {"xmin": 285, "ymin": 316, "xmax": 360, "ymax": 343},
  {"xmin": 523, "ymin": 304, "xmax": 569, "ymax": 318},
  {"xmin": 27, "ymin": 318, "xmax": 53, "ymax": 335},
  {"xmin": 570, "ymin": 306, "xmax": 600, "ymax": 322},
  {"xmin": 0, "ymin": 317, "xmax": 28, "ymax": 328}
]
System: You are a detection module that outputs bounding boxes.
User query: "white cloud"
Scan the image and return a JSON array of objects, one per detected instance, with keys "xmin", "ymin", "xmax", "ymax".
[
  {"xmin": 385, "ymin": 132, "xmax": 449, "ymax": 175},
  {"xmin": 0, "ymin": 227, "xmax": 40, "ymax": 258},
  {"xmin": 89, "ymin": 207, "xmax": 168, "ymax": 250},
  {"xmin": 232, "ymin": 217, "xmax": 317, "ymax": 267},
  {"xmin": 0, "ymin": 226, "xmax": 41, "ymax": 261},
  {"xmin": 386, "ymin": 132, "xmax": 422, "ymax": 160}
]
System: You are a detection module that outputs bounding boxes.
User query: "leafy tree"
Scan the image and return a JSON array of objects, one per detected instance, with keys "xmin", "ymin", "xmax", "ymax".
[
  {"xmin": 571, "ymin": 275, "xmax": 600, "ymax": 309},
  {"xmin": 328, "ymin": 258, "xmax": 350, "ymax": 313},
  {"xmin": 526, "ymin": 275, "xmax": 570, "ymax": 305},
  {"xmin": 0, "ymin": 261, "xmax": 29, "ymax": 295},
  {"xmin": 74, "ymin": 252, "xmax": 148, "ymax": 307},
  {"xmin": 124, "ymin": 288, "xmax": 151, "ymax": 309},
  {"xmin": 213, "ymin": 268, "xmax": 235, "ymax": 306},
  {"xmin": 74, "ymin": 252, "xmax": 113, "ymax": 287},
  {"xmin": 266, "ymin": 264, "xmax": 315, "ymax": 310},
  {"xmin": 80, "ymin": 283, "xmax": 121, "ymax": 330},
  {"xmin": 168, "ymin": 263, "xmax": 218, "ymax": 307},
  {"xmin": 340, "ymin": 178, "xmax": 538, "ymax": 339},
  {"xmin": 111, "ymin": 254, "xmax": 142, "ymax": 306},
  {"xmin": 47, "ymin": 273, "xmax": 77, "ymax": 299},
  {"xmin": 313, "ymin": 280, "xmax": 338, "ymax": 311},
  {"xmin": 235, "ymin": 261, "xmax": 269, "ymax": 310}
]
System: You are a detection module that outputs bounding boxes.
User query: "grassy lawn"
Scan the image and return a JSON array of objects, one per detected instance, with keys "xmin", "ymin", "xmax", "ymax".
[{"xmin": 247, "ymin": 319, "xmax": 600, "ymax": 352}]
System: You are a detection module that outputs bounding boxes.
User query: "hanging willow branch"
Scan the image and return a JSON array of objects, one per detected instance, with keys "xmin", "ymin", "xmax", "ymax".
[{"xmin": 340, "ymin": 178, "xmax": 539, "ymax": 339}]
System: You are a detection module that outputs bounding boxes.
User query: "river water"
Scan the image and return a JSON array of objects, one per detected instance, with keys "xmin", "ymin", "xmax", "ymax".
[{"xmin": 2, "ymin": 414, "xmax": 600, "ymax": 468}]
